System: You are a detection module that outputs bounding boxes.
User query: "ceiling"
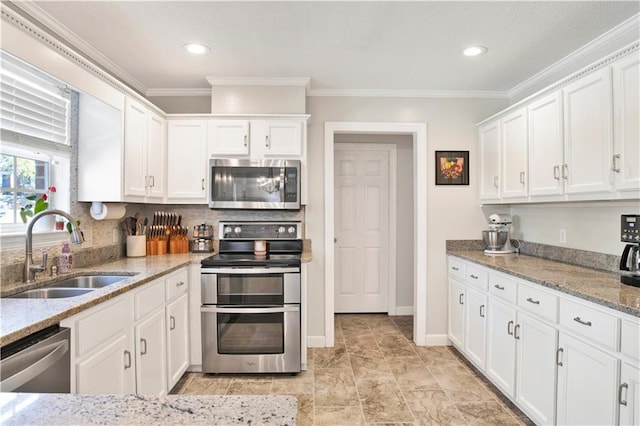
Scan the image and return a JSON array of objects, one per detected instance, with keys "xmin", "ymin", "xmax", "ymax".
[{"xmin": 9, "ymin": 1, "xmax": 640, "ymax": 98}]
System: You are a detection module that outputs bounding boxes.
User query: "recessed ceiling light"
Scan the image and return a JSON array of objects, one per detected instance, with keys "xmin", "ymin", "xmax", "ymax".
[
  {"xmin": 462, "ymin": 46, "xmax": 488, "ymax": 57},
  {"xmin": 184, "ymin": 43, "xmax": 210, "ymax": 55}
]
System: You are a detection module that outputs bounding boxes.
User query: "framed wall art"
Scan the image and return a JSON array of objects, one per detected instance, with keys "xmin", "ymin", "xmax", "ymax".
[{"xmin": 435, "ymin": 151, "xmax": 469, "ymax": 185}]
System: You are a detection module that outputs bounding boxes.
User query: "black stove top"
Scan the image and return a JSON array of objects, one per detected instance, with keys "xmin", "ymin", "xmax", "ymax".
[{"xmin": 201, "ymin": 253, "xmax": 301, "ymax": 268}]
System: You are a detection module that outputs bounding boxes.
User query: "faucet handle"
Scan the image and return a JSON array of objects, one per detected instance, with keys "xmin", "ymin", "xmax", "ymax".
[{"xmin": 41, "ymin": 251, "xmax": 48, "ymax": 269}]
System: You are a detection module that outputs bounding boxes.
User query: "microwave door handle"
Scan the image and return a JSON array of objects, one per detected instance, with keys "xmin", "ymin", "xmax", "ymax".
[
  {"xmin": 280, "ymin": 167, "xmax": 286, "ymax": 202},
  {"xmin": 201, "ymin": 306, "xmax": 300, "ymax": 314}
]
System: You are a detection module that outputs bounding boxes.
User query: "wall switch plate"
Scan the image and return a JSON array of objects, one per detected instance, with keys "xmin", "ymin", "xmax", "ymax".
[{"xmin": 559, "ymin": 229, "xmax": 567, "ymax": 244}]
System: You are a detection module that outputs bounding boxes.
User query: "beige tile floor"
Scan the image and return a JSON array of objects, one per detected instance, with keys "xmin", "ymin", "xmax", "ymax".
[{"xmin": 172, "ymin": 314, "xmax": 533, "ymax": 425}]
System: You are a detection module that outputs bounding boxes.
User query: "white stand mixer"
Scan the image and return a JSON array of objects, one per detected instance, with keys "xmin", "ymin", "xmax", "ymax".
[{"xmin": 483, "ymin": 214, "xmax": 518, "ymax": 254}]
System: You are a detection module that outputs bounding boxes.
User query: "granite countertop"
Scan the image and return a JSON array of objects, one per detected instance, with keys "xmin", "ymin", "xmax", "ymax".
[
  {"xmin": 0, "ymin": 393, "xmax": 297, "ymax": 425},
  {"xmin": 448, "ymin": 250, "xmax": 640, "ymax": 318}
]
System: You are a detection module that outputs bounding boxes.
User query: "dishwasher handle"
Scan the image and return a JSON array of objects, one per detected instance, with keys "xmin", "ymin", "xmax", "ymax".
[{"xmin": 0, "ymin": 339, "xmax": 69, "ymax": 391}]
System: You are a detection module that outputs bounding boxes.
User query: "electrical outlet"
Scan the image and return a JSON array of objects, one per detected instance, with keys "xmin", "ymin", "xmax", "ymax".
[{"xmin": 559, "ymin": 229, "xmax": 567, "ymax": 244}]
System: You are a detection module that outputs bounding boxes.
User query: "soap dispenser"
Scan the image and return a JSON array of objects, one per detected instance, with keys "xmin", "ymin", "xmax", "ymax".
[{"xmin": 59, "ymin": 242, "xmax": 72, "ymax": 273}]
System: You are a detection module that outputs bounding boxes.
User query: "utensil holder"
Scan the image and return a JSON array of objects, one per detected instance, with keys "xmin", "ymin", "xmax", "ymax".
[{"xmin": 126, "ymin": 235, "xmax": 146, "ymax": 257}]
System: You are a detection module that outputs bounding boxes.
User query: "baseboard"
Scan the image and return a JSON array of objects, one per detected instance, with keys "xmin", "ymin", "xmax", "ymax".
[
  {"xmin": 307, "ymin": 335, "xmax": 326, "ymax": 347},
  {"xmin": 187, "ymin": 365, "xmax": 202, "ymax": 373},
  {"xmin": 424, "ymin": 334, "xmax": 450, "ymax": 346},
  {"xmin": 393, "ymin": 306, "xmax": 414, "ymax": 316}
]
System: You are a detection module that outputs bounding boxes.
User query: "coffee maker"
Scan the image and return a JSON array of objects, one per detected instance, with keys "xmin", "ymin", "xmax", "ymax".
[{"xmin": 620, "ymin": 214, "xmax": 640, "ymax": 288}]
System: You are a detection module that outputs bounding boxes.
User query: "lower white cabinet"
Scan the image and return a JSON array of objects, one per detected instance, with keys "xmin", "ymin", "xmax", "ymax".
[
  {"xmin": 464, "ymin": 286, "xmax": 487, "ymax": 369},
  {"xmin": 166, "ymin": 292, "xmax": 189, "ymax": 391},
  {"xmin": 447, "ymin": 278, "xmax": 465, "ymax": 348},
  {"xmin": 76, "ymin": 332, "xmax": 135, "ymax": 394},
  {"xmin": 620, "ymin": 362, "xmax": 640, "ymax": 426},
  {"xmin": 556, "ymin": 331, "xmax": 619, "ymax": 426},
  {"xmin": 135, "ymin": 309, "xmax": 167, "ymax": 395},
  {"xmin": 486, "ymin": 298, "xmax": 516, "ymax": 396}
]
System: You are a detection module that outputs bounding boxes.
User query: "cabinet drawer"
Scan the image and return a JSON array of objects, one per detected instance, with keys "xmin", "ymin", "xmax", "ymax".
[
  {"xmin": 134, "ymin": 279, "xmax": 165, "ymax": 320},
  {"xmin": 165, "ymin": 268, "xmax": 188, "ymax": 301},
  {"xmin": 466, "ymin": 266, "xmax": 488, "ymax": 290},
  {"xmin": 75, "ymin": 296, "xmax": 132, "ymax": 357},
  {"xmin": 448, "ymin": 257, "xmax": 465, "ymax": 280},
  {"xmin": 559, "ymin": 298, "xmax": 619, "ymax": 350},
  {"xmin": 621, "ymin": 319, "xmax": 640, "ymax": 361},
  {"xmin": 489, "ymin": 273, "xmax": 517, "ymax": 304},
  {"xmin": 517, "ymin": 282, "xmax": 558, "ymax": 323}
]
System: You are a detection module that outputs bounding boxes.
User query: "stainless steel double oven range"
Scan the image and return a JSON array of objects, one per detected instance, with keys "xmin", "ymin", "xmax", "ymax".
[{"xmin": 200, "ymin": 221, "xmax": 302, "ymax": 374}]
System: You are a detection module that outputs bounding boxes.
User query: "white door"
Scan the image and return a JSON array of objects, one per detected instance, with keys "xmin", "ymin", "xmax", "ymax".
[
  {"xmin": 207, "ymin": 120, "xmax": 249, "ymax": 156},
  {"xmin": 166, "ymin": 293, "xmax": 190, "ymax": 392},
  {"xmin": 486, "ymin": 298, "xmax": 516, "ymax": 397},
  {"xmin": 447, "ymin": 278, "xmax": 465, "ymax": 349},
  {"xmin": 135, "ymin": 309, "xmax": 167, "ymax": 395},
  {"xmin": 76, "ymin": 333, "xmax": 135, "ymax": 394},
  {"xmin": 262, "ymin": 120, "xmax": 303, "ymax": 157},
  {"xmin": 620, "ymin": 362, "xmax": 640, "ymax": 426},
  {"xmin": 146, "ymin": 112, "xmax": 166, "ymax": 200},
  {"xmin": 464, "ymin": 286, "xmax": 487, "ymax": 369},
  {"xmin": 334, "ymin": 146, "xmax": 391, "ymax": 313},
  {"xmin": 166, "ymin": 120, "xmax": 208, "ymax": 203},
  {"xmin": 478, "ymin": 120, "xmax": 501, "ymax": 201},
  {"xmin": 500, "ymin": 107, "xmax": 528, "ymax": 199},
  {"xmin": 123, "ymin": 97, "xmax": 148, "ymax": 198}
]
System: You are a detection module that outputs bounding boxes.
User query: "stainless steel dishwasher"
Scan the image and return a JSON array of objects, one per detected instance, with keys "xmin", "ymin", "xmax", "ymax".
[{"xmin": 0, "ymin": 325, "xmax": 70, "ymax": 393}]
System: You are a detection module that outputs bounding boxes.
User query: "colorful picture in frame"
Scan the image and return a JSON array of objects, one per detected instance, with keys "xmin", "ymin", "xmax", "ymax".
[{"xmin": 435, "ymin": 151, "xmax": 469, "ymax": 185}]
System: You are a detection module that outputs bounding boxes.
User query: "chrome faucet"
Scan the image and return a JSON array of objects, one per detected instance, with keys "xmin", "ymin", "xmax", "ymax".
[{"xmin": 24, "ymin": 209, "xmax": 85, "ymax": 283}]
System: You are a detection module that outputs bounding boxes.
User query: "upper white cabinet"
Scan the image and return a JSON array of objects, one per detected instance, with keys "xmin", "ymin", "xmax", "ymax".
[
  {"xmin": 500, "ymin": 107, "xmax": 528, "ymax": 200},
  {"xmin": 166, "ymin": 120, "xmax": 208, "ymax": 203},
  {"xmin": 612, "ymin": 54, "xmax": 640, "ymax": 193},
  {"xmin": 207, "ymin": 120, "xmax": 250, "ymax": 156},
  {"xmin": 478, "ymin": 120, "xmax": 501, "ymax": 201},
  {"xmin": 562, "ymin": 68, "xmax": 613, "ymax": 195},
  {"xmin": 260, "ymin": 120, "xmax": 304, "ymax": 157}
]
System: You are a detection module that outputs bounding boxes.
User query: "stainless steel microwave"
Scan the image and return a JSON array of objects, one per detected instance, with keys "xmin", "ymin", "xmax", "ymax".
[{"xmin": 209, "ymin": 159, "xmax": 301, "ymax": 210}]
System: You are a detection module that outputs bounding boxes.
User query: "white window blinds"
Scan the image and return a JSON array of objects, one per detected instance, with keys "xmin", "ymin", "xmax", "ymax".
[{"xmin": 0, "ymin": 51, "xmax": 70, "ymax": 145}]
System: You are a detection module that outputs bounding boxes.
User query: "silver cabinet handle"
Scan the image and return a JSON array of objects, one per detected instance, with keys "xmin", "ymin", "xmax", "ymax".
[
  {"xmin": 201, "ymin": 178, "xmax": 205, "ymax": 191},
  {"xmin": 573, "ymin": 317, "xmax": 592, "ymax": 327},
  {"xmin": 459, "ymin": 293, "xmax": 464, "ymax": 305},
  {"xmin": 619, "ymin": 383, "xmax": 629, "ymax": 406},
  {"xmin": 493, "ymin": 176, "xmax": 498, "ymax": 189},
  {"xmin": 470, "ymin": 274, "xmax": 479, "ymax": 280},
  {"xmin": 556, "ymin": 348, "xmax": 564, "ymax": 366},
  {"xmin": 562, "ymin": 163, "xmax": 569, "ymax": 180},
  {"xmin": 144, "ymin": 175, "xmax": 149, "ymax": 188},
  {"xmin": 553, "ymin": 165, "xmax": 560, "ymax": 181},
  {"xmin": 243, "ymin": 134, "xmax": 248, "ymax": 147},
  {"xmin": 149, "ymin": 175, "xmax": 155, "ymax": 188},
  {"xmin": 265, "ymin": 135, "xmax": 270, "ymax": 148},
  {"xmin": 526, "ymin": 297, "xmax": 540, "ymax": 305},
  {"xmin": 507, "ymin": 320, "xmax": 514, "ymax": 336},
  {"xmin": 176, "ymin": 281, "xmax": 185, "ymax": 287},
  {"xmin": 519, "ymin": 171, "xmax": 525, "ymax": 185},
  {"xmin": 124, "ymin": 350, "xmax": 132, "ymax": 369},
  {"xmin": 451, "ymin": 266, "xmax": 459, "ymax": 271},
  {"xmin": 140, "ymin": 338, "xmax": 147, "ymax": 356},
  {"xmin": 479, "ymin": 305, "xmax": 485, "ymax": 318},
  {"xmin": 613, "ymin": 154, "xmax": 621, "ymax": 173},
  {"xmin": 514, "ymin": 324, "xmax": 521, "ymax": 340},
  {"xmin": 170, "ymin": 316, "xmax": 176, "ymax": 330},
  {"xmin": 494, "ymin": 284, "xmax": 505, "ymax": 290}
]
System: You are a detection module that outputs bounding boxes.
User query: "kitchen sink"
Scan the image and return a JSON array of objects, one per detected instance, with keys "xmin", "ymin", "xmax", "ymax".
[
  {"xmin": 47, "ymin": 275, "xmax": 131, "ymax": 289},
  {"xmin": 10, "ymin": 288, "xmax": 96, "ymax": 299}
]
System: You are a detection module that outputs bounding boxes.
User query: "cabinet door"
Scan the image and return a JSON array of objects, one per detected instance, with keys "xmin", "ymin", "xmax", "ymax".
[
  {"xmin": 166, "ymin": 293, "xmax": 190, "ymax": 392},
  {"xmin": 166, "ymin": 120, "xmax": 208, "ymax": 203},
  {"xmin": 528, "ymin": 91, "xmax": 564, "ymax": 197},
  {"xmin": 563, "ymin": 68, "xmax": 614, "ymax": 195},
  {"xmin": 500, "ymin": 108, "xmax": 528, "ymax": 199},
  {"xmin": 620, "ymin": 362, "xmax": 640, "ymax": 426},
  {"xmin": 557, "ymin": 332, "xmax": 618, "ymax": 426},
  {"xmin": 515, "ymin": 311, "xmax": 557, "ymax": 426},
  {"xmin": 612, "ymin": 54, "xmax": 640, "ymax": 192},
  {"xmin": 207, "ymin": 120, "xmax": 249, "ymax": 156},
  {"xmin": 76, "ymin": 333, "xmax": 135, "ymax": 394},
  {"xmin": 486, "ymin": 298, "xmax": 516, "ymax": 397},
  {"xmin": 147, "ymin": 112, "xmax": 166, "ymax": 200},
  {"xmin": 123, "ymin": 97, "xmax": 148, "ymax": 198},
  {"xmin": 464, "ymin": 286, "xmax": 487, "ymax": 369},
  {"xmin": 478, "ymin": 120, "xmax": 501, "ymax": 201},
  {"xmin": 135, "ymin": 309, "xmax": 167, "ymax": 395},
  {"xmin": 447, "ymin": 278, "xmax": 465, "ymax": 349},
  {"xmin": 262, "ymin": 120, "xmax": 303, "ymax": 157}
]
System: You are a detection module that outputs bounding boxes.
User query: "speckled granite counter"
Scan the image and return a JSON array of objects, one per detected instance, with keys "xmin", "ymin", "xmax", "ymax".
[
  {"xmin": 448, "ymin": 250, "xmax": 640, "ymax": 317},
  {"xmin": 0, "ymin": 393, "xmax": 296, "ymax": 425}
]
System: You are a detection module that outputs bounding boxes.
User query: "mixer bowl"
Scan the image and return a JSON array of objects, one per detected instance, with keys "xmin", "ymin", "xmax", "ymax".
[{"xmin": 482, "ymin": 230, "xmax": 509, "ymax": 250}]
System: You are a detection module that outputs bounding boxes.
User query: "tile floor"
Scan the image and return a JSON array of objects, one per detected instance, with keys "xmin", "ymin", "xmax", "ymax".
[{"xmin": 172, "ymin": 314, "xmax": 533, "ymax": 425}]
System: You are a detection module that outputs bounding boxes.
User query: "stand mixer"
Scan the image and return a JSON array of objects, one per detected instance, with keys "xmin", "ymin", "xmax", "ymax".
[{"xmin": 483, "ymin": 214, "xmax": 518, "ymax": 254}]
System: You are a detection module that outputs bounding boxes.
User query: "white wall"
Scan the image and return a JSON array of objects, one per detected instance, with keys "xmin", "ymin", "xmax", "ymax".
[{"xmin": 305, "ymin": 96, "xmax": 508, "ymax": 340}]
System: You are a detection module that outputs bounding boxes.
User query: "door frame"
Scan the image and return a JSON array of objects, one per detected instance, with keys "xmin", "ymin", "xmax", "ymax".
[
  {"xmin": 324, "ymin": 122, "xmax": 428, "ymax": 346},
  {"xmin": 334, "ymin": 142, "xmax": 398, "ymax": 315}
]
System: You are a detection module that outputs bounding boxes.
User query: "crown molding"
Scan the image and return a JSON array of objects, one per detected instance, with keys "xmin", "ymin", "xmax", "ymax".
[
  {"xmin": 206, "ymin": 77, "xmax": 311, "ymax": 87},
  {"xmin": 7, "ymin": 0, "xmax": 149, "ymax": 95},
  {"xmin": 146, "ymin": 88, "xmax": 212, "ymax": 97},
  {"xmin": 307, "ymin": 88, "xmax": 509, "ymax": 99},
  {"xmin": 508, "ymin": 13, "xmax": 640, "ymax": 99}
]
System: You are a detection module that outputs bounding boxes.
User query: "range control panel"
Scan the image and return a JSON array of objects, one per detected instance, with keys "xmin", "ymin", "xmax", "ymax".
[{"xmin": 621, "ymin": 215, "xmax": 640, "ymax": 242}]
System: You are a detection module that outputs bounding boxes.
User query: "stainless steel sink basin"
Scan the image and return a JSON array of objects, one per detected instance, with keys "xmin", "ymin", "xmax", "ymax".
[
  {"xmin": 47, "ymin": 275, "xmax": 130, "ymax": 289},
  {"xmin": 10, "ymin": 288, "xmax": 96, "ymax": 299}
]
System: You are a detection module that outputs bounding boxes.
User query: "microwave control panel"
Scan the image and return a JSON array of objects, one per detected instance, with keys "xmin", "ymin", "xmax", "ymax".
[{"xmin": 621, "ymin": 215, "xmax": 640, "ymax": 242}]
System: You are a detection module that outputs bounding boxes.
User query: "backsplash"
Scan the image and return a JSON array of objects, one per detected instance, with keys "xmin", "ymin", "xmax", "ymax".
[{"xmin": 446, "ymin": 239, "xmax": 621, "ymax": 273}]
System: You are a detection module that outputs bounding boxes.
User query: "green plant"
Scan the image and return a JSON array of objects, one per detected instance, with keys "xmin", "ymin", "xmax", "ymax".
[{"xmin": 20, "ymin": 186, "xmax": 56, "ymax": 223}]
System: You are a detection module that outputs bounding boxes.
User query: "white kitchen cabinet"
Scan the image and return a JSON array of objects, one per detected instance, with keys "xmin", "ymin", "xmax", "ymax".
[
  {"xmin": 562, "ymin": 67, "xmax": 613, "ymax": 195},
  {"xmin": 464, "ymin": 286, "xmax": 487, "ymax": 369},
  {"xmin": 557, "ymin": 332, "xmax": 619, "ymax": 426},
  {"xmin": 134, "ymin": 309, "xmax": 167, "ymax": 395},
  {"xmin": 478, "ymin": 120, "xmax": 501, "ymax": 201},
  {"xmin": 447, "ymin": 278, "xmax": 465, "ymax": 349},
  {"xmin": 500, "ymin": 107, "xmax": 528, "ymax": 199},
  {"xmin": 486, "ymin": 298, "xmax": 516, "ymax": 397},
  {"xmin": 620, "ymin": 362, "xmax": 640, "ymax": 426},
  {"xmin": 76, "ymin": 333, "xmax": 135, "ymax": 394},
  {"xmin": 528, "ymin": 90, "xmax": 564, "ymax": 197},
  {"xmin": 123, "ymin": 97, "xmax": 166, "ymax": 201},
  {"xmin": 260, "ymin": 120, "xmax": 303, "ymax": 157},
  {"xmin": 207, "ymin": 120, "xmax": 250, "ymax": 156},
  {"xmin": 166, "ymin": 119, "xmax": 208, "ymax": 203},
  {"xmin": 612, "ymin": 54, "xmax": 640, "ymax": 193},
  {"xmin": 166, "ymin": 292, "xmax": 189, "ymax": 392}
]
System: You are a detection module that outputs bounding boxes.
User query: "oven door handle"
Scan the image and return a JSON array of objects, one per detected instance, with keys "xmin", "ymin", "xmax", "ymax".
[
  {"xmin": 201, "ymin": 267, "xmax": 300, "ymax": 275},
  {"xmin": 201, "ymin": 305, "xmax": 299, "ymax": 314}
]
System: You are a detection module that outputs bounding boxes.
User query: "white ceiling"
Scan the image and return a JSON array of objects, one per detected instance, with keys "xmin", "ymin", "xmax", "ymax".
[{"xmin": 10, "ymin": 1, "xmax": 640, "ymax": 98}]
